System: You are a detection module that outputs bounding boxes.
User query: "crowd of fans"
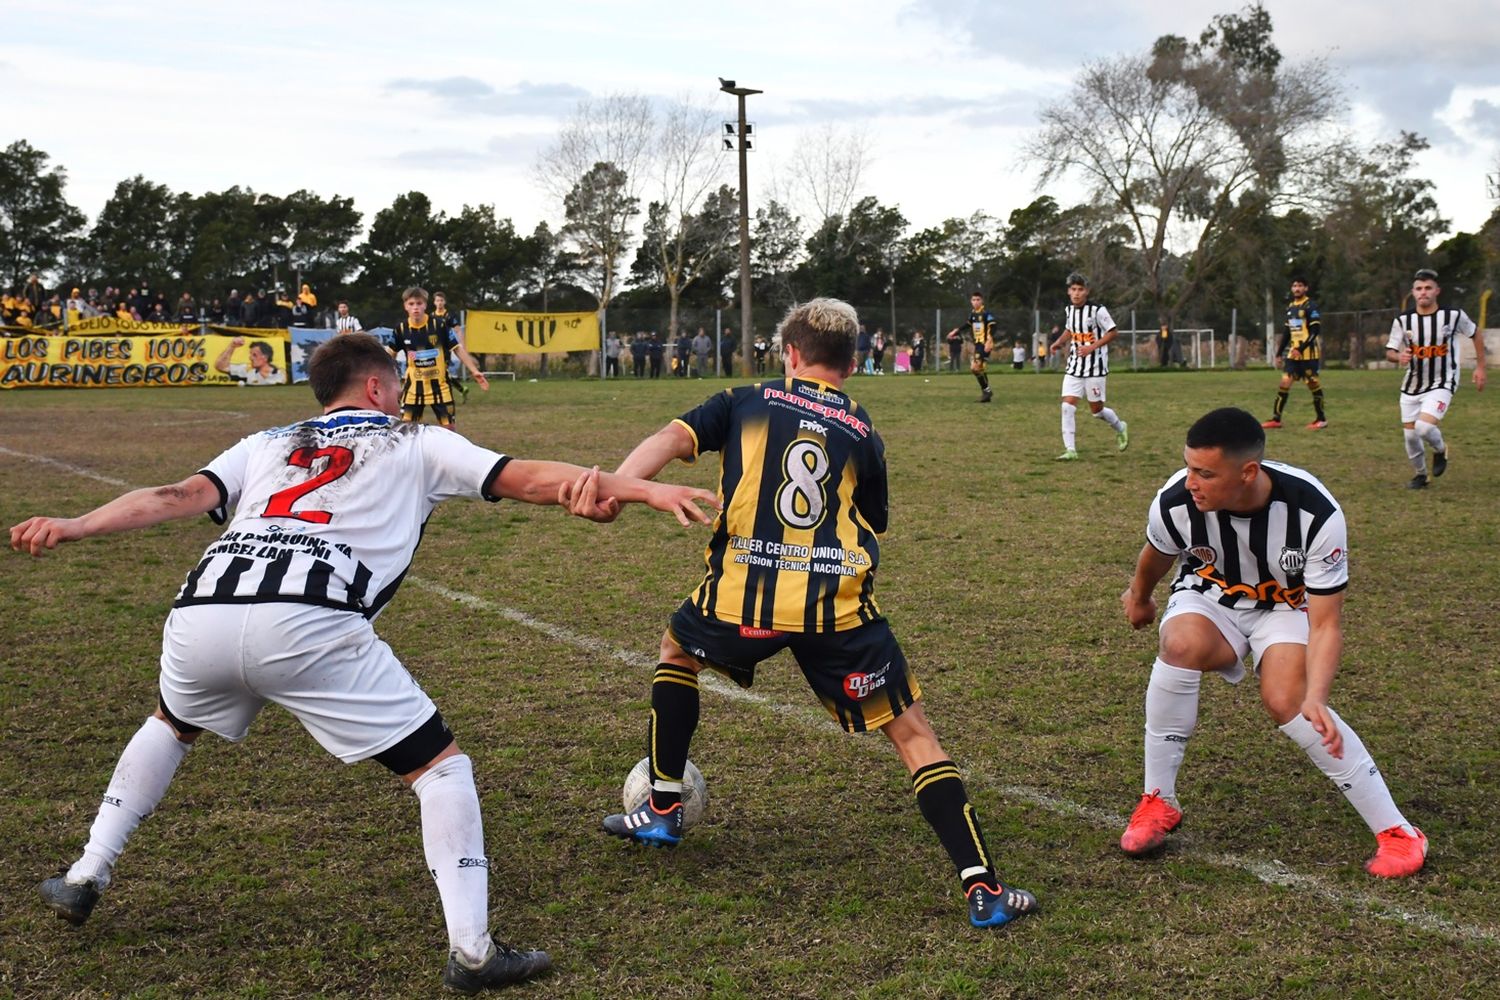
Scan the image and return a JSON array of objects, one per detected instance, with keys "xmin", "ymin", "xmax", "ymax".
[{"xmin": 2, "ymin": 275, "xmax": 333, "ymax": 330}]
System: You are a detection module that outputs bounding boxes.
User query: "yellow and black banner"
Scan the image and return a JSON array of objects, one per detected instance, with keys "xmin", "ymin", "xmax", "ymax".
[
  {"xmin": 64, "ymin": 313, "xmax": 201, "ymax": 335},
  {"xmin": 0, "ymin": 331, "xmax": 290, "ymax": 389},
  {"xmin": 465, "ymin": 310, "xmax": 600, "ymax": 354}
]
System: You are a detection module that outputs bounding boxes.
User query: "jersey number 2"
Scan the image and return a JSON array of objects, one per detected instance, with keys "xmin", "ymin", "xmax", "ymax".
[{"xmin": 262, "ymin": 446, "xmax": 353, "ymax": 524}]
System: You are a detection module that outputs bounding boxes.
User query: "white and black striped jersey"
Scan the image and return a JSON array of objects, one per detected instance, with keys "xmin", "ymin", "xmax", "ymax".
[
  {"xmin": 334, "ymin": 313, "xmax": 363, "ymax": 334},
  {"xmin": 1145, "ymin": 460, "xmax": 1348, "ymax": 612},
  {"xmin": 1063, "ymin": 303, "xmax": 1116, "ymax": 377},
  {"xmin": 1385, "ymin": 307, "xmax": 1476, "ymax": 395},
  {"xmin": 175, "ymin": 409, "xmax": 508, "ymax": 618}
]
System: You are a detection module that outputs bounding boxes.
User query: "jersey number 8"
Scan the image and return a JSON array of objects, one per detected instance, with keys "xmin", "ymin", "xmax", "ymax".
[{"xmin": 776, "ymin": 439, "xmax": 830, "ymax": 530}]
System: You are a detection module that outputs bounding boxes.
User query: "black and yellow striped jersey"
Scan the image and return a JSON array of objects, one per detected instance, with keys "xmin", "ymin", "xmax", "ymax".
[
  {"xmin": 968, "ymin": 310, "xmax": 996, "ymax": 349},
  {"xmin": 1283, "ymin": 297, "xmax": 1321, "ymax": 361},
  {"xmin": 392, "ymin": 320, "xmax": 459, "ymax": 380},
  {"xmin": 674, "ymin": 377, "xmax": 888, "ymax": 633}
]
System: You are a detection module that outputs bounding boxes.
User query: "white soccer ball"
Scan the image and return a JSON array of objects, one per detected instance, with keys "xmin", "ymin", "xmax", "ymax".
[{"xmin": 622, "ymin": 756, "xmax": 708, "ymax": 830}]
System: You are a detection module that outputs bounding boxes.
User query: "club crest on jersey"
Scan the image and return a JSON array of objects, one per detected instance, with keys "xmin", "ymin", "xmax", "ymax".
[
  {"xmin": 1278, "ymin": 547, "xmax": 1306, "ymax": 574},
  {"xmin": 843, "ymin": 663, "xmax": 890, "ymax": 701},
  {"xmin": 1187, "ymin": 545, "xmax": 1217, "ymax": 565}
]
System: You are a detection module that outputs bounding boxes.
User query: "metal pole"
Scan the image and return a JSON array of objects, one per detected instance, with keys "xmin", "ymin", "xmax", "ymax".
[
  {"xmin": 715, "ymin": 308, "xmax": 722, "ymax": 377},
  {"xmin": 735, "ymin": 93, "xmax": 755, "ymax": 376},
  {"xmin": 600, "ymin": 306, "xmax": 607, "ymax": 379}
]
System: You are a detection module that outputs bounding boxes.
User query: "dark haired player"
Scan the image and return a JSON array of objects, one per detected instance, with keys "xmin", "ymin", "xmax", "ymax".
[
  {"xmin": 391, "ymin": 286, "xmax": 487, "ymax": 427},
  {"xmin": 599, "ymin": 298, "xmax": 1038, "ymax": 929},
  {"xmin": 1384, "ymin": 268, "xmax": 1487, "ymax": 489},
  {"xmin": 11, "ymin": 333, "xmax": 717, "ymax": 993},
  {"xmin": 1262, "ymin": 276, "xmax": 1327, "ymax": 430},
  {"xmin": 1118, "ymin": 407, "xmax": 1425, "ymax": 877},
  {"xmin": 946, "ymin": 290, "xmax": 995, "ymax": 402},
  {"xmin": 1049, "ymin": 273, "xmax": 1127, "ymax": 460}
]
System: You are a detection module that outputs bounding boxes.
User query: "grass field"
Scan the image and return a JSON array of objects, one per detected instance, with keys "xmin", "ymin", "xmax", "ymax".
[{"xmin": 2, "ymin": 367, "xmax": 1497, "ymax": 999}]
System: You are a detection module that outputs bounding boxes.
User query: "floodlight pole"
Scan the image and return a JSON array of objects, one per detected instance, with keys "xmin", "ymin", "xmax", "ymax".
[{"xmin": 721, "ymin": 79, "xmax": 761, "ymax": 376}]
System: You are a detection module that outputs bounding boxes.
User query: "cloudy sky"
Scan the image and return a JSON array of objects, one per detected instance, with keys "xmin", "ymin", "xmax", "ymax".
[{"xmin": 7, "ymin": 0, "xmax": 1498, "ymax": 248}]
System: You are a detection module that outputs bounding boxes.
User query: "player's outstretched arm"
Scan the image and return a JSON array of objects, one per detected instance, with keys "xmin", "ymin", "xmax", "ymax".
[
  {"xmin": 615, "ymin": 422, "xmax": 697, "ymax": 481},
  {"xmin": 492, "ymin": 459, "xmax": 717, "ymax": 527},
  {"xmin": 1302, "ymin": 591, "xmax": 1346, "ymax": 759},
  {"xmin": 9, "ymin": 474, "xmax": 224, "ymax": 557},
  {"xmin": 1121, "ymin": 543, "xmax": 1176, "ymax": 629}
]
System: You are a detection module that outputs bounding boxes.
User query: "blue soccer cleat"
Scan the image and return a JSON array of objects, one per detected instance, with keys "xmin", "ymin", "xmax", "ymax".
[
  {"xmin": 966, "ymin": 880, "xmax": 1039, "ymax": 929},
  {"xmin": 602, "ymin": 802, "xmax": 683, "ymax": 847}
]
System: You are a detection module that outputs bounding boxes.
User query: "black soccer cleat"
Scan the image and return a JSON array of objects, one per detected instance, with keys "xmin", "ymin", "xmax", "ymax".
[
  {"xmin": 966, "ymin": 880, "xmax": 1039, "ymax": 929},
  {"xmin": 1432, "ymin": 450, "xmax": 1447, "ymax": 478},
  {"xmin": 602, "ymin": 802, "xmax": 683, "ymax": 847},
  {"xmin": 1406, "ymin": 474, "xmax": 1429, "ymax": 490},
  {"xmin": 978, "ymin": 388, "xmax": 993, "ymax": 403},
  {"xmin": 442, "ymin": 937, "xmax": 552, "ymax": 994},
  {"xmin": 40, "ymin": 872, "xmax": 102, "ymax": 926}
]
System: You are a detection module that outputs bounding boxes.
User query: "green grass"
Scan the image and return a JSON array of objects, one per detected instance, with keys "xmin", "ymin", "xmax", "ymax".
[{"xmin": 2, "ymin": 367, "xmax": 1497, "ymax": 998}]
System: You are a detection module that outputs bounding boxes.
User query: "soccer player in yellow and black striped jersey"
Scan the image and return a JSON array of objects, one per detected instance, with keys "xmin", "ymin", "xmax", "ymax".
[
  {"xmin": 1262, "ymin": 276, "xmax": 1327, "ymax": 430},
  {"xmin": 600, "ymin": 297, "xmax": 1037, "ymax": 929},
  {"xmin": 390, "ymin": 286, "xmax": 487, "ymax": 427},
  {"xmin": 946, "ymin": 291, "xmax": 995, "ymax": 402}
]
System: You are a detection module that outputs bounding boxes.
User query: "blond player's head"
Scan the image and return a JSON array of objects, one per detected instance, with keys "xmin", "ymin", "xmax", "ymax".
[{"xmin": 776, "ymin": 298, "xmax": 858, "ymax": 371}]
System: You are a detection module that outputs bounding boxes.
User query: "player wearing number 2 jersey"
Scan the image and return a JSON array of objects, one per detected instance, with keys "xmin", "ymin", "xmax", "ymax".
[
  {"xmin": 9, "ymin": 333, "xmax": 716, "ymax": 994},
  {"xmin": 599, "ymin": 298, "xmax": 1038, "ymax": 931}
]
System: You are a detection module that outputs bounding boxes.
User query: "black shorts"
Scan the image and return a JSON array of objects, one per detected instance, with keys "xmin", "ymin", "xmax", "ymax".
[
  {"xmin": 1284, "ymin": 359, "xmax": 1320, "ymax": 380},
  {"xmin": 667, "ymin": 600, "xmax": 920, "ymax": 733}
]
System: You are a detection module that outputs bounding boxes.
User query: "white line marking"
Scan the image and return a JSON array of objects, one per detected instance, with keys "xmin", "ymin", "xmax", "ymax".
[
  {"xmin": 408, "ymin": 576, "xmax": 1497, "ymax": 946},
  {"xmin": 4, "ymin": 450, "xmax": 1489, "ymax": 945},
  {"xmin": 0, "ymin": 444, "xmax": 131, "ymax": 487}
]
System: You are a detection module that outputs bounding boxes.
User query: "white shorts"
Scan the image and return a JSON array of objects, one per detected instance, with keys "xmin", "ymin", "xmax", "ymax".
[
  {"xmin": 1160, "ymin": 589, "xmax": 1308, "ymax": 682},
  {"xmin": 1399, "ymin": 389, "xmax": 1453, "ymax": 424},
  {"xmin": 159, "ymin": 603, "xmax": 436, "ymax": 764},
  {"xmin": 1061, "ymin": 375, "xmax": 1107, "ymax": 402}
]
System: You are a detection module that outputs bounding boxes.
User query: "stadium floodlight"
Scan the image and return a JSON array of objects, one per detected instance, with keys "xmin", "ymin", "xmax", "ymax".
[{"xmin": 720, "ymin": 77, "xmax": 762, "ymax": 375}]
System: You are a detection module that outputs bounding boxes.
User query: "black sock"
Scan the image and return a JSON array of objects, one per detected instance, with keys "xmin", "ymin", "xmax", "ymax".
[
  {"xmin": 647, "ymin": 664, "xmax": 699, "ymax": 811},
  {"xmin": 1308, "ymin": 379, "xmax": 1326, "ymax": 421},
  {"xmin": 976, "ymin": 373, "xmax": 990, "ymax": 392},
  {"xmin": 1272, "ymin": 389, "xmax": 1288, "ymax": 420},
  {"xmin": 912, "ymin": 760, "xmax": 995, "ymax": 891}
]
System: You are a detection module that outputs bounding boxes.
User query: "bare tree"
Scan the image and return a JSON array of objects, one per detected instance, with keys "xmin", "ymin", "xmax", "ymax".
[
  {"xmin": 643, "ymin": 99, "xmax": 737, "ymax": 340},
  {"xmin": 1026, "ymin": 6, "xmax": 1342, "ymax": 326},
  {"xmin": 535, "ymin": 94, "xmax": 654, "ymax": 310},
  {"xmin": 784, "ymin": 122, "xmax": 872, "ymax": 232}
]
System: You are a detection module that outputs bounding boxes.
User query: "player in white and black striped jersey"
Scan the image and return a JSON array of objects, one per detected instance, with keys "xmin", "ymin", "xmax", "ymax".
[
  {"xmin": 1384, "ymin": 268, "xmax": 1487, "ymax": 489},
  {"xmin": 1048, "ymin": 273, "xmax": 1128, "ymax": 460},
  {"xmin": 9, "ymin": 333, "xmax": 717, "ymax": 990},
  {"xmin": 1118, "ymin": 408, "xmax": 1426, "ymax": 877},
  {"xmin": 333, "ymin": 299, "xmax": 362, "ymax": 335}
]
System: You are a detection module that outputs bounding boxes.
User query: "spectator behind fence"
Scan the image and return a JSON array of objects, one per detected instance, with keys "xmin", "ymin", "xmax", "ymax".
[
  {"xmin": 911, "ymin": 329, "xmax": 927, "ymax": 372},
  {"xmin": 177, "ymin": 292, "xmax": 197, "ymax": 321},
  {"xmin": 631, "ymin": 332, "xmax": 647, "ymax": 377},
  {"xmin": 20, "ymin": 273, "xmax": 45, "ymax": 313},
  {"xmin": 274, "ymin": 290, "xmax": 294, "ymax": 328},
  {"xmin": 606, "ymin": 331, "xmax": 622, "ymax": 377},
  {"xmin": 720, "ymin": 325, "xmax": 736, "ymax": 378},
  {"xmin": 335, "ymin": 300, "xmax": 362, "ymax": 335},
  {"xmin": 648, "ymin": 332, "xmax": 664, "ymax": 378},
  {"xmin": 298, "ymin": 283, "xmax": 317, "ymax": 308},
  {"xmin": 691, "ymin": 327, "xmax": 711, "ymax": 377}
]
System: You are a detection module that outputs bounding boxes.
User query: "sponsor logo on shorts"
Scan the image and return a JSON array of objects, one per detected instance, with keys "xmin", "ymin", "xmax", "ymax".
[
  {"xmin": 738, "ymin": 625, "xmax": 783, "ymax": 639},
  {"xmin": 844, "ymin": 662, "xmax": 891, "ymax": 700},
  {"xmin": 1278, "ymin": 547, "xmax": 1306, "ymax": 574},
  {"xmin": 1436, "ymin": 400, "xmax": 1447, "ymax": 413},
  {"xmin": 1322, "ymin": 547, "xmax": 1345, "ymax": 567},
  {"xmin": 457, "ymin": 857, "xmax": 490, "ymax": 870},
  {"xmin": 1163, "ymin": 734, "xmax": 1190, "ymax": 743},
  {"xmin": 1188, "ymin": 545, "xmax": 1217, "ymax": 565}
]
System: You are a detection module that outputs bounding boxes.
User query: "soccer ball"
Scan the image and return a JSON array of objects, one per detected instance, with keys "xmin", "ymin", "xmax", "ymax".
[{"xmin": 622, "ymin": 756, "xmax": 708, "ymax": 830}]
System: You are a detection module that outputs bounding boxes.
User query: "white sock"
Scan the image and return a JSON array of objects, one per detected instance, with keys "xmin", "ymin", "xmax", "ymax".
[
  {"xmin": 1403, "ymin": 428, "xmax": 1426, "ymax": 474},
  {"xmin": 1094, "ymin": 407, "xmax": 1124, "ymax": 431},
  {"xmin": 68, "ymin": 715, "xmax": 191, "ymax": 887},
  {"xmin": 1416, "ymin": 421, "xmax": 1445, "ymax": 454},
  {"xmin": 1061, "ymin": 402, "xmax": 1077, "ymax": 449},
  {"xmin": 1144, "ymin": 659, "xmax": 1201, "ymax": 808},
  {"xmin": 1278, "ymin": 711, "xmax": 1412, "ymax": 835},
  {"xmin": 412, "ymin": 754, "xmax": 493, "ymax": 968}
]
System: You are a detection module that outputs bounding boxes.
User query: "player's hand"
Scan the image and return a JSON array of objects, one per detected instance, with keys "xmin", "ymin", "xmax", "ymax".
[
  {"xmin": 1397, "ymin": 346, "xmax": 1413, "ymax": 366},
  {"xmin": 558, "ymin": 466, "xmax": 620, "ymax": 523},
  {"xmin": 1273, "ymin": 356, "xmax": 1283, "ymax": 370},
  {"xmin": 643, "ymin": 482, "xmax": 720, "ymax": 527},
  {"xmin": 1289, "ymin": 349, "xmax": 1302, "ymax": 361},
  {"xmin": 231, "ymin": 336, "xmax": 245, "ymax": 347},
  {"xmin": 1474, "ymin": 367, "xmax": 1487, "ymax": 391},
  {"xmin": 9, "ymin": 516, "xmax": 85, "ymax": 557},
  {"xmin": 1121, "ymin": 587, "xmax": 1157, "ymax": 630},
  {"xmin": 1300, "ymin": 699, "xmax": 1343, "ymax": 759},
  {"xmin": 475, "ymin": 373, "xmax": 489, "ymax": 390}
]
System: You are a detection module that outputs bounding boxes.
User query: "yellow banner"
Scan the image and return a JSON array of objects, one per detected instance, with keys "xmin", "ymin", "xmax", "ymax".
[
  {"xmin": 465, "ymin": 310, "xmax": 600, "ymax": 354},
  {"xmin": 0, "ymin": 333, "xmax": 288, "ymax": 389},
  {"xmin": 65, "ymin": 313, "xmax": 202, "ymax": 335}
]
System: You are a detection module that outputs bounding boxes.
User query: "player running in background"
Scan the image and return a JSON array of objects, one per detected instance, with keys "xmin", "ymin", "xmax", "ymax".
[
  {"xmin": 946, "ymin": 291, "xmax": 995, "ymax": 402},
  {"xmin": 1262, "ymin": 276, "xmax": 1328, "ymax": 430},
  {"xmin": 11, "ymin": 333, "xmax": 718, "ymax": 993},
  {"xmin": 1050, "ymin": 273, "xmax": 1127, "ymax": 460},
  {"xmin": 391, "ymin": 286, "xmax": 487, "ymax": 427},
  {"xmin": 1384, "ymin": 268, "xmax": 1487, "ymax": 489},
  {"xmin": 1119, "ymin": 407, "xmax": 1425, "ymax": 877},
  {"xmin": 598, "ymin": 298, "xmax": 1038, "ymax": 929}
]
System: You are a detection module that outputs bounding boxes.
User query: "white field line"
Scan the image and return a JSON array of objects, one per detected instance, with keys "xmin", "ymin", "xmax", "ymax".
[
  {"xmin": 409, "ymin": 577, "xmax": 1497, "ymax": 946},
  {"xmin": 2, "ymin": 447, "xmax": 1490, "ymax": 946}
]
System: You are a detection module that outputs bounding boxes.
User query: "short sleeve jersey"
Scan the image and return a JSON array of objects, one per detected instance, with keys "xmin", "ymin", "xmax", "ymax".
[
  {"xmin": 1063, "ymin": 302, "xmax": 1116, "ymax": 377},
  {"xmin": 1385, "ymin": 307, "xmax": 1476, "ymax": 395},
  {"xmin": 392, "ymin": 320, "xmax": 461, "ymax": 384},
  {"xmin": 1145, "ymin": 460, "xmax": 1348, "ymax": 611},
  {"xmin": 1284, "ymin": 296, "xmax": 1321, "ymax": 360},
  {"xmin": 176, "ymin": 409, "xmax": 508, "ymax": 619},
  {"xmin": 675, "ymin": 377, "xmax": 888, "ymax": 633},
  {"xmin": 969, "ymin": 311, "xmax": 996, "ymax": 357}
]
